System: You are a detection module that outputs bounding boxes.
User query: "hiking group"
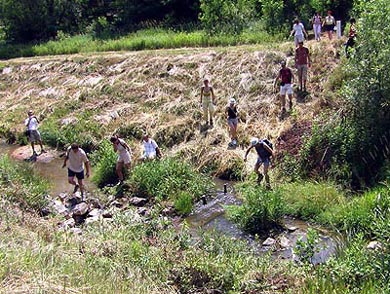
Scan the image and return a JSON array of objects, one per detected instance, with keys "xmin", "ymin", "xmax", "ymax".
[{"xmin": 22, "ymin": 11, "xmax": 356, "ymax": 195}]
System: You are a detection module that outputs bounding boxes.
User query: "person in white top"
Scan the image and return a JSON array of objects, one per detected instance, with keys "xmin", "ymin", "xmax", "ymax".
[
  {"xmin": 290, "ymin": 19, "xmax": 308, "ymax": 47},
  {"xmin": 24, "ymin": 110, "xmax": 45, "ymax": 155},
  {"xmin": 110, "ymin": 136, "xmax": 132, "ymax": 184},
  {"xmin": 141, "ymin": 134, "xmax": 162, "ymax": 160},
  {"xmin": 323, "ymin": 10, "xmax": 335, "ymax": 40},
  {"xmin": 62, "ymin": 143, "xmax": 90, "ymax": 200}
]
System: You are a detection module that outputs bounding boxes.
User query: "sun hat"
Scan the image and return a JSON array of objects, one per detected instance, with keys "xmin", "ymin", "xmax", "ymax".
[
  {"xmin": 250, "ymin": 137, "xmax": 259, "ymax": 146},
  {"xmin": 229, "ymin": 97, "xmax": 236, "ymax": 104}
]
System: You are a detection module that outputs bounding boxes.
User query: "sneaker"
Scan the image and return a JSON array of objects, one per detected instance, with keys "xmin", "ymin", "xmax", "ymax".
[
  {"xmin": 73, "ymin": 184, "xmax": 79, "ymax": 194},
  {"xmin": 232, "ymin": 139, "xmax": 237, "ymax": 146},
  {"xmin": 257, "ymin": 173, "xmax": 264, "ymax": 183}
]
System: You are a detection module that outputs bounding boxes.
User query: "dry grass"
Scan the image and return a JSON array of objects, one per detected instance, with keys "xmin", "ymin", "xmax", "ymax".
[{"xmin": 0, "ymin": 41, "xmax": 341, "ymax": 177}]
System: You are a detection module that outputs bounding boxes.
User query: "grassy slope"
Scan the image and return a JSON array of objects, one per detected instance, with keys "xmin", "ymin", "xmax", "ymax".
[{"xmin": 0, "ymin": 40, "xmax": 343, "ymax": 179}]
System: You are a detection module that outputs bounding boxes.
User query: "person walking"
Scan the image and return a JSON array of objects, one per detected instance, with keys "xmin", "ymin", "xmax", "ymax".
[
  {"xmin": 323, "ymin": 10, "xmax": 335, "ymax": 40},
  {"xmin": 244, "ymin": 137, "xmax": 273, "ymax": 188},
  {"xmin": 290, "ymin": 19, "xmax": 308, "ymax": 47},
  {"xmin": 200, "ymin": 78, "xmax": 216, "ymax": 127},
  {"xmin": 345, "ymin": 18, "xmax": 357, "ymax": 58},
  {"xmin": 312, "ymin": 12, "xmax": 322, "ymax": 41},
  {"xmin": 295, "ymin": 41, "xmax": 311, "ymax": 92},
  {"xmin": 140, "ymin": 133, "xmax": 162, "ymax": 161},
  {"xmin": 110, "ymin": 135, "xmax": 132, "ymax": 184},
  {"xmin": 226, "ymin": 98, "xmax": 239, "ymax": 147},
  {"xmin": 24, "ymin": 110, "xmax": 45, "ymax": 156},
  {"xmin": 274, "ymin": 60, "xmax": 294, "ymax": 115},
  {"xmin": 62, "ymin": 143, "xmax": 90, "ymax": 200}
]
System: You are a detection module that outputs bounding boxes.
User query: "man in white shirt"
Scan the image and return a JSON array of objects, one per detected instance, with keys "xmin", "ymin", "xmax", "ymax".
[
  {"xmin": 141, "ymin": 134, "xmax": 162, "ymax": 160},
  {"xmin": 62, "ymin": 143, "xmax": 91, "ymax": 200},
  {"xmin": 24, "ymin": 110, "xmax": 45, "ymax": 155}
]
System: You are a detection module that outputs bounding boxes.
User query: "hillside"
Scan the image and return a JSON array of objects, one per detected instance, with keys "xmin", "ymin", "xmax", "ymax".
[{"xmin": 0, "ymin": 40, "xmax": 342, "ymax": 178}]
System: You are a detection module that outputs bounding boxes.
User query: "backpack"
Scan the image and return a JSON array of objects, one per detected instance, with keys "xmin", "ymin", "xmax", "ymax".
[{"xmin": 262, "ymin": 139, "xmax": 273, "ymax": 157}]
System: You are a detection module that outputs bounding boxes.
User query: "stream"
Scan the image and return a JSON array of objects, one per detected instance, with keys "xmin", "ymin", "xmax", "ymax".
[
  {"xmin": 187, "ymin": 180, "xmax": 343, "ymax": 264},
  {"xmin": 2, "ymin": 142, "xmax": 341, "ymax": 264}
]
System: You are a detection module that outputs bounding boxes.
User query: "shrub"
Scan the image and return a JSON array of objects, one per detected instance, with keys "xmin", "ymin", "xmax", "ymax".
[
  {"xmin": 227, "ymin": 182, "xmax": 284, "ymax": 234},
  {"xmin": 0, "ymin": 155, "xmax": 49, "ymax": 211},
  {"xmin": 174, "ymin": 191, "xmax": 193, "ymax": 215},
  {"xmin": 91, "ymin": 140, "xmax": 118, "ymax": 188},
  {"xmin": 128, "ymin": 157, "xmax": 213, "ymax": 201}
]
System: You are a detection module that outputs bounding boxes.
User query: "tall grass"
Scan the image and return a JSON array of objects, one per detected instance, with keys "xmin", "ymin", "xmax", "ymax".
[
  {"xmin": 227, "ymin": 182, "xmax": 285, "ymax": 234},
  {"xmin": 128, "ymin": 157, "xmax": 214, "ymax": 202},
  {"xmin": 0, "ymin": 27, "xmax": 283, "ymax": 59},
  {"xmin": 0, "ymin": 155, "xmax": 49, "ymax": 211}
]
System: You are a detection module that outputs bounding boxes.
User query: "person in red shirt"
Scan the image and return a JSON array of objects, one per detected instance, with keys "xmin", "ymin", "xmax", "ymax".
[
  {"xmin": 274, "ymin": 60, "xmax": 294, "ymax": 115},
  {"xmin": 295, "ymin": 41, "xmax": 311, "ymax": 92},
  {"xmin": 345, "ymin": 18, "xmax": 357, "ymax": 58}
]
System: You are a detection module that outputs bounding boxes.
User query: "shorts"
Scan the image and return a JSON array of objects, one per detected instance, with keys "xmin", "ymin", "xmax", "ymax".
[
  {"xmin": 118, "ymin": 151, "xmax": 131, "ymax": 164},
  {"xmin": 227, "ymin": 118, "xmax": 238, "ymax": 127},
  {"xmin": 68, "ymin": 168, "xmax": 85, "ymax": 180},
  {"xmin": 256, "ymin": 157, "xmax": 270, "ymax": 167},
  {"xmin": 324, "ymin": 24, "xmax": 334, "ymax": 32},
  {"xmin": 296, "ymin": 64, "xmax": 308, "ymax": 80},
  {"xmin": 294, "ymin": 34, "xmax": 304, "ymax": 44},
  {"xmin": 142, "ymin": 151, "xmax": 156, "ymax": 160},
  {"xmin": 28, "ymin": 130, "xmax": 42, "ymax": 142},
  {"xmin": 280, "ymin": 84, "xmax": 293, "ymax": 95}
]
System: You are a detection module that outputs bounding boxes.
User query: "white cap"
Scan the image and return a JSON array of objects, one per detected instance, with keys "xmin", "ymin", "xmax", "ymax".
[
  {"xmin": 229, "ymin": 97, "xmax": 236, "ymax": 104},
  {"xmin": 250, "ymin": 137, "xmax": 259, "ymax": 146}
]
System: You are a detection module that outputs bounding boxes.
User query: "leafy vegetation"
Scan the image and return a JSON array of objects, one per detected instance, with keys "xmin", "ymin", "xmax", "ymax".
[
  {"xmin": 0, "ymin": 155, "xmax": 49, "ymax": 211},
  {"xmin": 227, "ymin": 181, "xmax": 285, "ymax": 234},
  {"xmin": 91, "ymin": 140, "xmax": 118, "ymax": 188},
  {"xmin": 128, "ymin": 157, "xmax": 214, "ymax": 202}
]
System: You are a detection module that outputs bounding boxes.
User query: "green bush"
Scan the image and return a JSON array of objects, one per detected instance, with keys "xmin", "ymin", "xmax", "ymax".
[
  {"xmin": 128, "ymin": 157, "xmax": 213, "ymax": 201},
  {"xmin": 174, "ymin": 191, "xmax": 193, "ymax": 215},
  {"xmin": 227, "ymin": 182, "xmax": 284, "ymax": 234},
  {"xmin": 91, "ymin": 140, "xmax": 118, "ymax": 188},
  {"xmin": 0, "ymin": 155, "xmax": 49, "ymax": 211}
]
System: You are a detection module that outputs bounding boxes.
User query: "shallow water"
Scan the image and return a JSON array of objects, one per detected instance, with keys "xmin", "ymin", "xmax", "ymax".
[{"xmin": 1, "ymin": 142, "xmax": 96, "ymax": 196}]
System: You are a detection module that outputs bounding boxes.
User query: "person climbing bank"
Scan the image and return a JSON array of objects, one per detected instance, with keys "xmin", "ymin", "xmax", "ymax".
[
  {"xmin": 200, "ymin": 78, "xmax": 216, "ymax": 127},
  {"xmin": 226, "ymin": 97, "xmax": 239, "ymax": 147},
  {"xmin": 110, "ymin": 135, "xmax": 132, "ymax": 184},
  {"xmin": 244, "ymin": 137, "xmax": 273, "ymax": 188}
]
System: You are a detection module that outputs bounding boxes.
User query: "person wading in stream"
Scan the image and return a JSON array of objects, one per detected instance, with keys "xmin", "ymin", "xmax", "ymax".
[
  {"xmin": 24, "ymin": 109, "xmax": 46, "ymax": 156},
  {"xmin": 244, "ymin": 137, "xmax": 273, "ymax": 189},
  {"xmin": 110, "ymin": 135, "xmax": 132, "ymax": 185},
  {"xmin": 62, "ymin": 143, "xmax": 91, "ymax": 200}
]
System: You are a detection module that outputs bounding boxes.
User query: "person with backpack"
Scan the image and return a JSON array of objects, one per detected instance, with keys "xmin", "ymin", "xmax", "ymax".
[
  {"xmin": 323, "ymin": 10, "xmax": 335, "ymax": 40},
  {"xmin": 274, "ymin": 60, "xmax": 294, "ymax": 115},
  {"xmin": 24, "ymin": 109, "xmax": 46, "ymax": 156},
  {"xmin": 311, "ymin": 12, "xmax": 322, "ymax": 41},
  {"xmin": 244, "ymin": 137, "xmax": 274, "ymax": 188},
  {"xmin": 110, "ymin": 135, "xmax": 132, "ymax": 184},
  {"xmin": 140, "ymin": 133, "xmax": 162, "ymax": 161},
  {"xmin": 290, "ymin": 19, "xmax": 308, "ymax": 47},
  {"xmin": 62, "ymin": 143, "xmax": 90, "ymax": 200},
  {"xmin": 226, "ymin": 97, "xmax": 239, "ymax": 147}
]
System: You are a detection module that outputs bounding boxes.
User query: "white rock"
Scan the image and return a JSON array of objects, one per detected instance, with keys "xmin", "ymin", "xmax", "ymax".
[
  {"xmin": 263, "ymin": 237, "xmax": 276, "ymax": 246},
  {"xmin": 72, "ymin": 202, "xmax": 89, "ymax": 216},
  {"xmin": 280, "ymin": 236, "xmax": 291, "ymax": 248},
  {"xmin": 367, "ymin": 241, "xmax": 382, "ymax": 250}
]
